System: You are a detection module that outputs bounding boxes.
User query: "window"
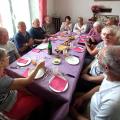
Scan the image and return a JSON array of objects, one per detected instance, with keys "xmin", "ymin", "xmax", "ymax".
[{"xmin": 0, "ymin": 0, "xmax": 31, "ymax": 37}]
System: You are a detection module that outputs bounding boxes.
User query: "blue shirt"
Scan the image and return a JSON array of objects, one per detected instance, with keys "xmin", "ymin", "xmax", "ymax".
[
  {"xmin": 14, "ymin": 31, "xmax": 32, "ymax": 55},
  {"xmin": 29, "ymin": 27, "xmax": 46, "ymax": 39}
]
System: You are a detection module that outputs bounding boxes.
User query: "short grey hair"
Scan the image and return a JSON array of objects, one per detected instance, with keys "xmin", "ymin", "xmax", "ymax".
[
  {"xmin": 93, "ymin": 21, "xmax": 102, "ymax": 27},
  {"xmin": 104, "ymin": 46, "xmax": 120, "ymax": 76},
  {"xmin": 0, "ymin": 27, "xmax": 7, "ymax": 37},
  {"xmin": 0, "ymin": 48, "xmax": 6, "ymax": 61},
  {"xmin": 101, "ymin": 25, "xmax": 120, "ymax": 44}
]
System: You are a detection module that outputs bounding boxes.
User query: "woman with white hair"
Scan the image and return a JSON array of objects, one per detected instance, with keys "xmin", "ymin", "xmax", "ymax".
[
  {"xmin": 88, "ymin": 21, "xmax": 103, "ymax": 45},
  {"xmin": 73, "ymin": 17, "xmax": 87, "ymax": 35},
  {"xmin": 86, "ymin": 25, "xmax": 120, "ymax": 56}
]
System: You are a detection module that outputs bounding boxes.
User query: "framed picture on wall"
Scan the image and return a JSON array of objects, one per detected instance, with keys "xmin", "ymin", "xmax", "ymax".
[{"xmin": 94, "ymin": 0, "xmax": 120, "ymax": 1}]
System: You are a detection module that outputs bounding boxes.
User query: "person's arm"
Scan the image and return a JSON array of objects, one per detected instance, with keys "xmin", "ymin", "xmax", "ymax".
[
  {"xmin": 10, "ymin": 61, "xmax": 45, "ymax": 90},
  {"xmin": 74, "ymin": 85, "xmax": 100, "ymax": 108},
  {"xmin": 60, "ymin": 22, "xmax": 65, "ymax": 31},
  {"xmin": 69, "ymin": 23, "xmax": 73, "ymax": 32},
  {"xmin": 81, "ymin": 24, "xmax": 88, "ymax": 34},
  {"xmin": 14, "ymin": 35, "xmax": 28, "ymax": 52},
  {"xmin": 81, "ymin": 74, "xmax": 104, "ymax": 83},
  {"xmin": 85, "ymin": 42, "xmax": 99, "ymax": 56},
  {"xmin": 82, "ymin": 62, "xmax": 92, "ymax": 74},
  {"xmin": 73, "ymin": 23, "xmax": 80, "ymax": 34}
]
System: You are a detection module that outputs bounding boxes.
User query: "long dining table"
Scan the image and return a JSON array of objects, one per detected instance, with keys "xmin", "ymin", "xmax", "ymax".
[{"xmin": 6, "ymin": 32, "xmax": 86, "ymax": 120}]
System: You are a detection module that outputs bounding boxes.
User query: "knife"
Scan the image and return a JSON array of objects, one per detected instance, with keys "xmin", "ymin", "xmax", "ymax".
[
  {"xmin": 61, "ymin": 72, "xmax": 75, "ymax": 78},
  {"xmin": 66, "ymin": 74, "xmax": 75, "ymax": 78}
]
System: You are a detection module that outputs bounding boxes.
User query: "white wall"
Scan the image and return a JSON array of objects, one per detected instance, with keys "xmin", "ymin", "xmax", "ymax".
[
  {"xmin": 47, "ymin": 0, "xmax": 55, "ymax": 16},
  {"xmin": 52, "ymin": 0, "xmax": 120, "ymax": 23}
]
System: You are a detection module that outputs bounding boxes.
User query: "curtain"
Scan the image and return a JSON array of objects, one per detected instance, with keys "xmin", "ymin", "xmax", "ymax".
[{"xmin": 39, "ymin": 0, "xmax": 47, "ymax": 26}]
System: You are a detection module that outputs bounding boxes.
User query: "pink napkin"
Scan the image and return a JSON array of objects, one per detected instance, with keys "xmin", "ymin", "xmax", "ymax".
[
  {"xmin": 17, "ymin": 58, "xmax": 28, "ymax": 64},
  {"xmin": 22, "ymin": 68, "xmax": 30, "ymax": 77},
  {"xmin": 79, "ymin": 38, "xmax": 86, "ymax": 43},
  {"xmin": 49, "ymin": 37, "xmax": 58, "ymax": 41},
  {"xmin": 49, "ymin": 76, "xmax": 68, "ymax": 92},
  {"xmin": 73, "ymin": 47, "xmax": 84, "ymax": 52},
  {"xmin": 80, "ymin": 35, "xmax": 88, "ymax": 39},
  {"xmin": 31, "ymin": 48, "xmax": 40, "ymax": 53}
]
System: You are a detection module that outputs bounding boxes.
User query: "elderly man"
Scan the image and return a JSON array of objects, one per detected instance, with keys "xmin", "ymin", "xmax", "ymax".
[
  {"xmin": 14, "ymin": 21, "xmax": 34, "ymax": 55},
  {"xmin": 29, "ymin": 18, "xmax": 47, "ymax": 44},
  {"xmin": 42, "ymin": 16, "xmax": 55, "ymax": 35},
  {"xmin": 72, "ymin": 46, "xmax": 120, "ymax": 120},
  {"xmin": 77, "ymin": 25, "xmax": 120, "ymax": 92},
  {"xmin": 0, "ymin": 27, "xmax": 20, "ymax": 63}
]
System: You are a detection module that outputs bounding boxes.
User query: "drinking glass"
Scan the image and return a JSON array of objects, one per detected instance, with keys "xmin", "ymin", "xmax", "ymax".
[{"xmin": 52, "ymin": 65, "xmax": 59, "ymax": 75}]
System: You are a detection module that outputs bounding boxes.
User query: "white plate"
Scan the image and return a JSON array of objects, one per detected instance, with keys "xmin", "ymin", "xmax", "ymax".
[
  {"xmin": 17, "ymin": 57, "xmax": 31, "ymax": 67},
  {"xmin": 49, "ymin": 76, "xmax": 68, "ymax": 92},
  {"xmin": 36, "ymin": 43, "xmax": 48, "ymax": 50},
  {"xmin": 65, "ymin": 56, "xmax": 79, "ymax": 65},
  {"xmin": 29, "ymin": 68, "xmax": 45, "ymax": 79},
  {"xmin": 35, "ymin": 68, "xmax": 45, "ymax": 79},
  {"xmin": 52, "ymin": 57, "xmax": 61, "ymax": 65}
]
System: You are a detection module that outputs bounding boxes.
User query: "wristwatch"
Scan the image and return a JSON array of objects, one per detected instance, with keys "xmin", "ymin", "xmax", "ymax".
[{"xmin": 25, "ymin": 43, "xmax": 28, "ymax": 47}]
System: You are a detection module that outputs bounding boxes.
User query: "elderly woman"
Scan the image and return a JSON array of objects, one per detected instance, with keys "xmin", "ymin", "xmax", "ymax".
[
  {"xmin": 88, "ymin": 21, "xmax": 102, "ymax": 45},
  {"xmin": 42, "ymin": 16, "xmax": 55, "ymax": 35},
  {"xmin": 72, "ymin": 46, "xmax": 120, "ymax": 120},
  {"xmin": 60, "ymin": 16, "xmax": 72, "ymax": 32},
  {"xmin": 0, "ymin": 27, "xmax": 20, "ymax": 63},
  {"xmin": 78, "ymin": 25, "xmax": 120, "ymax": 92},
  {"xmin": 85, "ymin": 25, "xmax": 120, "ymax": 56},
  {"xmin": 0, "ymin": 48, "xmax": 44, "ymax": 120},
  {"xmin": 73, "ymin": 17, "xmax": 87, "ymax": 35}
]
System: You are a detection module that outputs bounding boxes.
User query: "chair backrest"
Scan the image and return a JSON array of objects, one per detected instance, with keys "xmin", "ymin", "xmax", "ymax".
[
  {"xmin": 0, "ymin": 112, "xmax": 11, "ymax": 120},
  {"xmin": 85, "ymin": 22, "xmax": 93, "ymax": 34}
]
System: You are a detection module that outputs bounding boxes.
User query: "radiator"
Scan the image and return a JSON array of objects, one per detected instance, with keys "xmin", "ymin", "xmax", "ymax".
[{"xmin": 52, "ymin": 17, "xmax": 61, "ymax": 32}]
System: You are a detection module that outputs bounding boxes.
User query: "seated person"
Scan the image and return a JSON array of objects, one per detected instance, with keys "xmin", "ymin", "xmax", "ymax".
[
  {"xmin": 60, "ymin": 16, "xmax": 72, "ymax": 32},
  {"xmin": 29, "ymin": 18, "xmax": 47, "ymax": 44},
  {"xmin": 79, "ymin": 25, "xmax": 120, "ymax": 92},
  {"xmin": 0, "ymin": 27, "xmax": 20, "ymax": 64},
  {"xmin": 42, "ymin": 16, "xmax": 55, "ymax": 35},
  {"xmin": 85, "ymin": 25, "xmax": 120, "ymax": 56},
  {"xmin": 72, "ymin": 46, "xmax": 120, "ymax": 120},
  {"xmin": 14, "ymin": 21, "xmax": 34, "ymax": 55},
  {"xmin": 87, "ymin": 21, "xmax": 102, "ymax": 45},
  {"xmin": 0, "ymin": 48, "xmax": 44, "ymax": 120},
  {"xmin": 105, "ymin": 17, "xmax": 118, "ymax": 26},
  {"xmin": 73, "ymin": 17, "xmax": 87, "ymax": 35}
]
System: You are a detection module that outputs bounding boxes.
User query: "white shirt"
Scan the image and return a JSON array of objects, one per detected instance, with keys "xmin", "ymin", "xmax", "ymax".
[
  {"xmin": 90, "ymin": 77, "xmax": 120, "ymax": 120},
  {"xmin": 60, "ymin": 22, "xmax": 72, "ymax": 32},
  {"xmin": 73, "ymin": 23, "xmax": 87, "ymax": 35}
]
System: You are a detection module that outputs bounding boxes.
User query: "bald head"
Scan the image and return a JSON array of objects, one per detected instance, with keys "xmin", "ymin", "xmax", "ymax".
[
  {"xmin": 0, "ymin": 27, "xmax": 9, "ymax": 44},
  {"xmin": 32, "ymin": 18, "xmax": 40, "ymax": 28}
]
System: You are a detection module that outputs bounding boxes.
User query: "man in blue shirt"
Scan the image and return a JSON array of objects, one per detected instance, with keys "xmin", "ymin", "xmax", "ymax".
[
  {"xmin": 14, "ymin": 21, "xmax": 34, "ymax": 55},
  {"xmin": 29, "ymin": 19, "xmax": 47, "ymax": 44}
]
